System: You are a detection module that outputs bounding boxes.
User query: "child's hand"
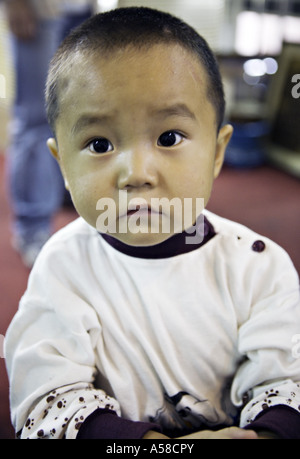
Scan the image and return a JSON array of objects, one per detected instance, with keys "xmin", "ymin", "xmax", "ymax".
[
  {"xmin": 143, "ymin": 427, "xmax": 258, "ymax": 439},
  {"xmin": 177, "ymin": 427, "xmax": 258, "ymax": 440},
  {"xmin": 143, "ymin": 430, "xmax": 170, "ymax": 439},
  {"xmin": 256, "ymin": 430, "xmax": 279, "ymax": 439}
]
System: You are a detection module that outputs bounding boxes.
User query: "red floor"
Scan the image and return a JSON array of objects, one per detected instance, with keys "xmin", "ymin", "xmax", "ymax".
[{"xmin": 0, "ymin": 153, "xmax": 299, "ymax": 439}]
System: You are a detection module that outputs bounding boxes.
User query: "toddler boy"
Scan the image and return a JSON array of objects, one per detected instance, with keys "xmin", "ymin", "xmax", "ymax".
[{"xmin": 5, "ymin": 7, "xmax": 300, "ymax": 439}]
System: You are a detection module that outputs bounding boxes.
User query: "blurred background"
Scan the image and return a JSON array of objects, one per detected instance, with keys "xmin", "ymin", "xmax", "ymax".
[{"xmin": 0, "ymin": 0, "xmax": 300, "ymax": 439}]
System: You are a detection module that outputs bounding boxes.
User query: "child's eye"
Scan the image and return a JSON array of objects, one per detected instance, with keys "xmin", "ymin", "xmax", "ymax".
[
  {"xmin": 87, "ymin": 138, "xmax": 113, "ymax": 154},
  {"xmin": 157, "ymin": 131, "xmax": 184, "ymax": 147}
]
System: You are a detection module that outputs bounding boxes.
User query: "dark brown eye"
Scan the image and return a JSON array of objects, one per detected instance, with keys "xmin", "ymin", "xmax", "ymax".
[
  {"xmin": 89, "ymin": 138, "xmax": 113, "ymax": 154},
  {"xmin": 158, "ymin": 131, "xmax": 183, "ymax": 147}
]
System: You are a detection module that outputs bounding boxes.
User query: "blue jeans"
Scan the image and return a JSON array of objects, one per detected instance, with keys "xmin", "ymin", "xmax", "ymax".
[{"xmin": 6, "ymin": 12, "xmax": 91, "ymax": 240}]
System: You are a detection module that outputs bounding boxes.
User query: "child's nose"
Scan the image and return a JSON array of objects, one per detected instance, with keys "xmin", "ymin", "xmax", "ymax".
[{"xmin": 117, "ymin": 147, "xmax": 157, "ymax": 190}]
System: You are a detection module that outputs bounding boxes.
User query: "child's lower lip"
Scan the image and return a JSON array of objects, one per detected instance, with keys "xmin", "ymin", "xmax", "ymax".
[{"xmin": 126, "ymin": 208, "xmax": 160, "ymax": 216}]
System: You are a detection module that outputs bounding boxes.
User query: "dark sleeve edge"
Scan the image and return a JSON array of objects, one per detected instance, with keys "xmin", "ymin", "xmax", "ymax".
[
  {"xmin": 244, "ymin": 404, "xmax": 300, "ymax": 439},
  {"xmin": 76, "ymin": 408, "xmax": 161, "ymax": 439}
]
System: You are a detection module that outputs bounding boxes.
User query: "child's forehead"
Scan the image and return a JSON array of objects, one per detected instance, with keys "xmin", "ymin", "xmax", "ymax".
[
  {"xmin": 65, "ymin": 42, "xmax": 208, "ymax": 95},
  {"xmin": 56, "ymin": 42, "xmax": 214, "ymax": 129}
]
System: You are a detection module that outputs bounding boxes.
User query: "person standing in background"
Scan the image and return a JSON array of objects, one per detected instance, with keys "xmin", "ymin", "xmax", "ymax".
[{"xmin": 3, "ymin": 0, "xmax": 96, "ymax": 268}]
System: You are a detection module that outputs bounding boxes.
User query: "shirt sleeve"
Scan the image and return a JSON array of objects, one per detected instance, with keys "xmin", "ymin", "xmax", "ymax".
[
  {"xmin": 229, "ymin": 239, "xmax": 300, "ymax": 436},
  {"xmin": 4, "ymin": 244, "xmax": 121, "ymax": 439}
]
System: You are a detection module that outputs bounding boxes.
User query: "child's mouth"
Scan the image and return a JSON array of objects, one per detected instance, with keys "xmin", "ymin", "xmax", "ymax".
[{"xmin": 127, "ymin": 205, "xmax": 153, "ymax": 216}]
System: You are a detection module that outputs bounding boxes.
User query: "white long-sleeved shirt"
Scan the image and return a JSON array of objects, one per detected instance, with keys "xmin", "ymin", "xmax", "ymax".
[{"xmin": 4, "ymin": 210, "xmax": 300, "ymax": 438}]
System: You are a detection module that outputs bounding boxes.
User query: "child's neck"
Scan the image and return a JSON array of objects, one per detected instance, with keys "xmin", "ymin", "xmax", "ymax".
[{"xmin": 99, "ymin": 215, "xmax": 216, "ymax": 259}]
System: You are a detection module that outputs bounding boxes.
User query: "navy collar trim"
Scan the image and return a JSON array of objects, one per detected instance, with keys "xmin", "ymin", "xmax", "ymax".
[{"xmin": 99, "ymin": 215, "xmax": 216, "ymax": 259}]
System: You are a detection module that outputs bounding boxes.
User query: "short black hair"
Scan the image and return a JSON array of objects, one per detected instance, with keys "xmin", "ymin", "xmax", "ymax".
[{"xmin": 46, "ymin": 7, "xmax": 225, "ymax": 133}]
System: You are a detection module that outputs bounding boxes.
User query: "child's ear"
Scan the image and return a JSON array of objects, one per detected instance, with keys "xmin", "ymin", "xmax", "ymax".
[
  {"xmin": 47, "ymin": 137, "xmax": 59, "ymax": 161},
  {"xmin": 214, "ymin": 124, "xmax": 233, "ymax": 179},
  {"xmin": 47, "ymin": 137, "xmax": 70, "ymax": 191}
]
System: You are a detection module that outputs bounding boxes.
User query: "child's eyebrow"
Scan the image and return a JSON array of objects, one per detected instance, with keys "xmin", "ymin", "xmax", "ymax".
[
  {"xmin": 71, "ymin": 114, "xmax": 112, "ymax": 136},
  {"xmin": 71, "ymin": 104, "xmax": 196, "ymax": 137},
  {"xmin": 152, "ymin": 104, "xmax": 197, "ymax": 121}
]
